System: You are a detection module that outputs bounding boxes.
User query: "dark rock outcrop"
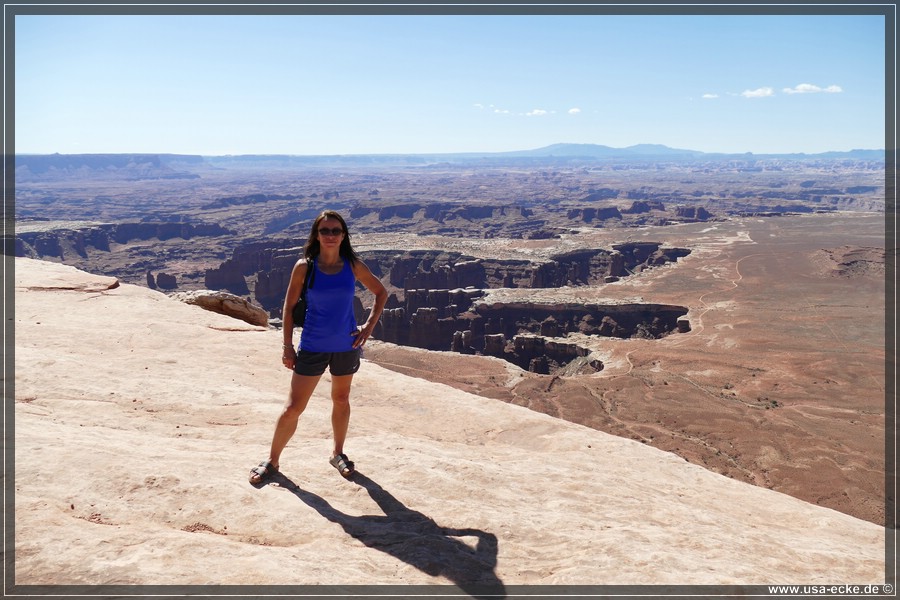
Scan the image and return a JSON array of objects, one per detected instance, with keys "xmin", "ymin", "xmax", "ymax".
[
  {"xmin": 469, "ymin": 301, "xmax": 688, "ymax": 342},
  {"xmin": 15, "ymin": 222, "xmax": 233, "ymax": 261},
  {"xmin": 581, "ymin": 188, "xmax": 620, "ymax": 201},
  {"xmin": 477, "ymin": 332, "xmax": 603, "ymax": 374},
  {"xmin": 204, "ymin": 263, "xmax": 249, "ymax": 295},
  {"xmin": 567, "ymin": 207, "xmax": 623, "ymax": 222},
  {"xmin": 156, "ymin": 272, "xmax": 177, "ymax": 290},
  {"xmin": 622, "ymin": 200, "xmax": 666, "ymax": 213},
  {"xmin": 348, "ymin": 202, "xmax": 536, "ymax": 237},
  {"xmin": 674, "ymin": 206, "xmax": 713, "ymax": 221},
  {"xmin": 204, "ymin": 241, "xmax": 300, "ymax": 298},
  {"xmin": 374, "ymin": 295, "xmax": 688, "ymax": 373},
  {"xmin": 358, "ymin": 244, "xmax": 686, "ymax": 294}
]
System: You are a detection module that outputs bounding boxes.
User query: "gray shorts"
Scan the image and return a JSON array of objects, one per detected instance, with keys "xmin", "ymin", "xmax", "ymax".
[{"xmin": 293, "ymin": 349, "xmax": 361, "ymax": 377}]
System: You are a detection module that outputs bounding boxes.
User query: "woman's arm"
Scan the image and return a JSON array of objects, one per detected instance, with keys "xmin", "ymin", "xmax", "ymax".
[
  {"xmin": 281, "ymin": 259, "xmax": 309, "ymax": 364},
  {"xmin": 352, "ymin": 259, "xmax": 388, "ymax": 349}
]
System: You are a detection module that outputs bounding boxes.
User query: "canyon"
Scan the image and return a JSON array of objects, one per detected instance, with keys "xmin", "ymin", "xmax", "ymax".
[{"xmin": 10, "ymin": 147, "xmax": 889, "ymax": 525}]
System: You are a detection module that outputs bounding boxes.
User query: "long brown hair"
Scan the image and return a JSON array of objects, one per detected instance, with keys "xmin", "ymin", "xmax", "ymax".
[{"xmin": 303, "ymin": 210, "xmax": 360, "ymax": 264}]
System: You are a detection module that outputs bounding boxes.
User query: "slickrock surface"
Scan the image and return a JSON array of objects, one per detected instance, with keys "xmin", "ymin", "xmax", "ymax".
[{"xmin": 13, "ymin": 258, "xmax": 885, "ymax": 588}]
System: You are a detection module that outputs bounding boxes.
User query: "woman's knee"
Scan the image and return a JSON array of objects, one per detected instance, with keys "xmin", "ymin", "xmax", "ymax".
[
  {"xmin": 283, "ymin": 393, "xmax": 311, "ymax": 418},
  {"xmin": 330, "ymin": 375, "xmax": 353, "ymax": 406},
  {"xmin": 280, "ymin": 403, "xmax": 304, "ymax": 420},
  {"xmin": 284, "ymin": 374, "xmax": 319, "ymax": 416},
  {"xmin": 331, "ymin": 391, "xmax": 351, "ymax": 407}
]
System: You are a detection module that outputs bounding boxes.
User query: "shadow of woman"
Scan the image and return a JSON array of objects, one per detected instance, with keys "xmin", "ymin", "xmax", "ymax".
[{"xmin": 272, "ymin": 470, "xmax": 506, "ymax": 599}]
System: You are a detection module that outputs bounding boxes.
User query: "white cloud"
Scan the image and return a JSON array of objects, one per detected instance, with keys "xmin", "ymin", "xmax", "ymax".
[
  {"xmin": 476, "ymin": 103, "xmax": 510, "ymax": 114},
  {"xmin": 741, "ymin": 87, "xmax": 775, "ymax": 98},
  {"xmin": 476, "ymin": 105, "xmax": 568, "ymax": 117},
  {"xmin": 702, "ymin": 93, "xmax": 719, "ymax": 99},
  {"xmin": 783, "ymin": 83, "xmax": 843, "ymax": 94}
]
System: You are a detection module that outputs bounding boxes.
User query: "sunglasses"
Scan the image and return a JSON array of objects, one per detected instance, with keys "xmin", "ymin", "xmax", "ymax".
[{"xmin": 318, "ymin": 227, "xmax": 344, "ymax": 237}]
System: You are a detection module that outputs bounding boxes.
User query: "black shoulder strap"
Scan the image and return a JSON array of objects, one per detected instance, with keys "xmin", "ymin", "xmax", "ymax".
[{"xmin": 300, "ymin": 258, "xmax": 316, "ymax": 299}]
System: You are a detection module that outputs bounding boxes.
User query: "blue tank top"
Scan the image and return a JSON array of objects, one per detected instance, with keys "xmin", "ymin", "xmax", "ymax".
[{"xmin": 299, "ymin": 259, "xmax": 358, "ymax": 353}]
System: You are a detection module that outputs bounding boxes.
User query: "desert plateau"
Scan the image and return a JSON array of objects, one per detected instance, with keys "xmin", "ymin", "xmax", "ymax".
[{"xmin": 8, "ymin": 147, "xmax": 892, "ymax": 592}]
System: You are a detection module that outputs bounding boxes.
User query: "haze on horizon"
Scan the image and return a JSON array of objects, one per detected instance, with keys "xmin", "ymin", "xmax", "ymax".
[{"xmin": 12, "ymin": 12, "xmax": 887, "ymax": 157}]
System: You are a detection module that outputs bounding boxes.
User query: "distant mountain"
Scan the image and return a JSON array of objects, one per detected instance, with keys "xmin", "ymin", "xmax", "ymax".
[
  {"xmin": 499, "ymin": 143, "xmax": 881, "ymax": 161},
  {"xmin": 808, "ymin": 149, "xmax": 885, "ymax": 160},
  {"xmin": 15, "ymin": 153, "xmax": 204, "ymax": 173},
  {"xmin": 14, "ymin": 145, "xmax": 885, "ymax": 176},
  {"xmin": 14, "ymin": 153, "xmax": 206, "ymax": 181},
  {"xmin": 502, "ymin": 143, "xmax": 706, "ymax": 159}
]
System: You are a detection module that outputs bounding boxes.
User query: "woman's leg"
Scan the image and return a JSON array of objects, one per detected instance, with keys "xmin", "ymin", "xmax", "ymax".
[
  {"xmin": 330, "ymin": 374, "xmax": 354, "ymax": 458},
  {"xmin": 250, "ymin": 372, "xmax": 320, "ymax": 483}
]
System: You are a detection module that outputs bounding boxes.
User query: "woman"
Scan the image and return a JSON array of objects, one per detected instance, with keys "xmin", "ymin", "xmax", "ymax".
[{"xmin": 249, "ymin": 210, "xmax": 388, "ymax": 484}]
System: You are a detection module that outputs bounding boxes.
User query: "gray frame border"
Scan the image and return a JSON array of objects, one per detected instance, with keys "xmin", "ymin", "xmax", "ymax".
[{"xmin": 2, "ymin": 1, "xmax": 896, "ymax": 598}]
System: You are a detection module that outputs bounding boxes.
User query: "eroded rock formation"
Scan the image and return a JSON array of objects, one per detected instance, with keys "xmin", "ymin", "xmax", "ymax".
[
  {"xmin": 378, "ymin": 296, "xmax": 687, "ymax": 373},
  {"xmin": 169, "ymin": 290, "xmax": 269, "ymax": 327},
  {"xmin": 15, "ymin": 221, "xmax": 233, "ymax": 261},
  {"xmin": 674, "ymin": 206, "xmax": 713, "ymax": 221}
]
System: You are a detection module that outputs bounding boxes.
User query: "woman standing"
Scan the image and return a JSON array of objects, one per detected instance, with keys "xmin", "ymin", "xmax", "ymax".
[{"xmin": 249, "ymin": 210, "xmax": 388, "ymax": 483}]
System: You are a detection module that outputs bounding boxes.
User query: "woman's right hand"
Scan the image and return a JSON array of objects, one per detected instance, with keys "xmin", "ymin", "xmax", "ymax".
[{"xmin": 282, "ymin": 346, "xmax": 296, "ymax": 370}]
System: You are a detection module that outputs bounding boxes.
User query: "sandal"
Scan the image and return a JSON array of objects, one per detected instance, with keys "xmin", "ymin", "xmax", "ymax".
[
  {"xmin": 329, "ymin": 453, "xmax": 355, "ymax": 477},
  {"xmin": 249, "ymin": 460, "xmax": 278, "ymax": 484}
]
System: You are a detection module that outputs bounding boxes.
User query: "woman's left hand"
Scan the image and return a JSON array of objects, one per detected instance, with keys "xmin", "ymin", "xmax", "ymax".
[{"xmin": 351, "ymin": 325, "xmax": 372, "ymax": 348}]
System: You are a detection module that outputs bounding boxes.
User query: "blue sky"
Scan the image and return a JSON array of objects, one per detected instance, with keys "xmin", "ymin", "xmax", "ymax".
[{"xmin": 13, "ymin": 12, "xmax": 887, "ymax": 156}]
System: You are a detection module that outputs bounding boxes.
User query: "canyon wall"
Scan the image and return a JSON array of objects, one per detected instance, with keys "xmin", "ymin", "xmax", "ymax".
[
  {"xmin": 15, "ymin": 221, "xmax": 232, "ymax": 260},
  {"xmin": 379, "ymin": 296, "xmax": 688, "ymax": 374}
]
